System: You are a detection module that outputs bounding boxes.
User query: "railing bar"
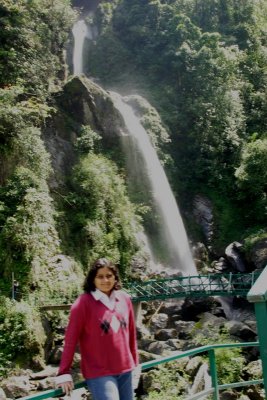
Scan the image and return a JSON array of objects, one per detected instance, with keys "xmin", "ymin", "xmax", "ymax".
[
  {"xmin": 141, "ymin": 342, "xmax": 259, "ymax": 370},
  {"xmin": 19, "ymin": 378, "xmax": 263, "ymax": 400},
  {"xmin": 218, "ymin": 378, "xmax": 263, "ymax": 389},
  {"xmin": 132, "ymin": 287, "xmax": 146, "ymax": 295},
  {"xmin": 150, "ymin": 288, "xmax": 163, "ymax": 294},
  {"xmin": 186, "ymin": 387, "xmax": 214, "ymax": 400},
  {"xmin": 228, "ymin": 272, "xmax": 233, "ymax": 287},
  {"xmin": 17, "ymin": 341, "xmax": 261, "ymax": 400},
  {"xmin": 153, "ymin": 282, "xmax": 168, "ymax": 293},
  {"xmin": 154, "ymin": 282, "xmax": 164, "ymax": 288}
]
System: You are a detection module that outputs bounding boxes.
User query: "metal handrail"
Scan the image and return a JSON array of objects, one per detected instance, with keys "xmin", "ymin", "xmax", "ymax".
[
  {"xmin": 247, "ymin": 265, "xmax": 267, "ymax": 399},
  {"xmin": 18, "ymin": 341, "xmax": 261, "ymax": 400}
]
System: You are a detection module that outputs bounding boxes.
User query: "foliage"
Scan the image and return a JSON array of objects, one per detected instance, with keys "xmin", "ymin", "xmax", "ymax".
[
  {"xmin": 235, "ymin": 138, "xmax": 267, "ymax": 222},
  {"xmin": 192, "ymin": 327, "xmax": 245, "ymax": 385},
  {"xmin": 0, "ymin": 117, "xmax": 60, "ymax": 290},
  {"xmin": 0, "ymin": 0, "xmax": 84, "ymax": 377},
  {"xmin": 235, "ymin": 138, "xmax": 267, "ymax": 195},
  {"xmin": 0, "ymin": 86, "xmax": 52, "ymax": 154},
  {"xmin": 142, "ymin": 362, "xmax": 189, "ymax": 399},
  {"xmin": 0, "ymin": 297, "xmax": 45, "ymax": 376},
  {"xmin": 0, "ymin": 183, "xmax": 60, "ymax": 286},
  {"xmin": 87, "ymin": 30, "xmax": 132, "ymax": 84},
  {"xmin": 68, "ymin": 153, "xmax": 141, "ymax": 275},
  {"xmin": 94, "ymin": 0, "xmax": 120, "ymax": 34},
  {"xmin": 0, "ymin": 0, "xmax": 76, "ymax": 97},
  {"xmin": 243, "ymin": 229, "xmax": 267, "ymax": 253},
  {"xmin": 75, "ymin": 125, "xmax": 102, "ymax": 154}
]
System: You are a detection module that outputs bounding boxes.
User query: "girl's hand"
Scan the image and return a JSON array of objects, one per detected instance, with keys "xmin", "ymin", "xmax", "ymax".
[{"xmin": 57, "ymin": 381, "xmax": 74, "ymax": 396}]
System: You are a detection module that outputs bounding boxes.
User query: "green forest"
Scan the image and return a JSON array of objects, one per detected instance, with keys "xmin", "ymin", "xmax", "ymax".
[{"xmin": 0, "ymin": 0, "xmax": 267, "ymax": 381}]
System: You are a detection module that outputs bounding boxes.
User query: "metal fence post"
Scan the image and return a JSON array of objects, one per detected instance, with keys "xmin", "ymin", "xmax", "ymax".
[
  {"xmin": 247, "ymin": 265, "xmax": 267, "ymax": 399},
  {"xmin": 12, "ymin": 272, "xmax": 15, "ymax": 300},
  {"xmin": 209, "ymin": 349, "xmax": 219, "ymax": 400}
]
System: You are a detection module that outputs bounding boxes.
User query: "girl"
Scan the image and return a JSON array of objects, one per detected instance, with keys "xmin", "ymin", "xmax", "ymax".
[{"xmin": 55, "ymin": 258, "xmax": 139, "ymax": 400}]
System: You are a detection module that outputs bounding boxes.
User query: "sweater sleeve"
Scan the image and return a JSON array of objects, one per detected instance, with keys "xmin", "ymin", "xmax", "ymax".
[
  {"xmin": 127, "ymin": 296, "xmax": 139, "ymax": 366},
  {"xmin": 57, "ymin": 295, "xmax": 85, "ymax": 376}
]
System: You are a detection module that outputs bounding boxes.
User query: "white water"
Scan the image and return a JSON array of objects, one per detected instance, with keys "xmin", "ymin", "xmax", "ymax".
[
  {"xmin": 111, "ymin": 93, "xmax": 196, "ymax": 275},
  {"xmin": 72, "ymin": 19, "xmax": 93, "ymax": 75}
]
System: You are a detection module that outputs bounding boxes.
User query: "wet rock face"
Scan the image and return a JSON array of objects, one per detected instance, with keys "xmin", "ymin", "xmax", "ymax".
[
  {"xmin": 71, "ymin": 0, "xmax": 100, "ymax": 12},
  {"xmin": 42, "ymin": 76, "xmax": 126, "ymax": 188},
  {"xmin": 193, "ymin": 195, "xmax": 214, "ymax": 243},
  {"xmin": 56, "ymin": 76, "xmax": 126, "ymax": 139},
  {"xmin": 225, "ymin": 241, "xmax": 247, "ymax": 272},
  {"xmin": 248, "ymin": 238, "xmax": 267, "ymax": 270}
]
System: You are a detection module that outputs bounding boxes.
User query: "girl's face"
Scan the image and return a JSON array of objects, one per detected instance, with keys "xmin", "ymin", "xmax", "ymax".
[{"xmin": 94, "ymin": 266, "xmax": 116, "ymax": 295}]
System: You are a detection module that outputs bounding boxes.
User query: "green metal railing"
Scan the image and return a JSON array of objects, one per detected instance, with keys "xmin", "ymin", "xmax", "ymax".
[
  {"xmin": 19, "ymin": 341, "xmax": 261, "ymax": 400},
  {"xmin": 126, "ymin": 271, "xmax": 261, "ymax": 302},
  {"xmin": 247, "ymin": 265, "xmax": 267, "ymax": 399}
]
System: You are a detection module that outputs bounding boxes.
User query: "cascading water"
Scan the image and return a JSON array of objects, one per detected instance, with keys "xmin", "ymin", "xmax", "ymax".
[
  {"xmin": 111, "ymin": 92, "xmax": 197, "ymax": 275},
  {"xmin": 72, "ymin": 19, "xmax": 93, "ymax": 75}
]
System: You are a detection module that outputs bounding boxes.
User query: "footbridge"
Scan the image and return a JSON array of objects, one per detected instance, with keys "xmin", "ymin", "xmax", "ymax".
[
  {"xmin": 125, "ymin": 271, "xmax": 261, "ymax": 302},
  {"xmin": 38, "ymin": 271, "xmax": 261, "ymax": 310}
]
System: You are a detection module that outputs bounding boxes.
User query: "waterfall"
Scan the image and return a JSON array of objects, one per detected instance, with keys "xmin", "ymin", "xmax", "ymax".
[
  {"xmin": 111, "ymin": 92, "xmax": 196, "ymax": 275},
  {"xmin": 72, "ymin": 19, "xmax": 93, "ymax": 75}
]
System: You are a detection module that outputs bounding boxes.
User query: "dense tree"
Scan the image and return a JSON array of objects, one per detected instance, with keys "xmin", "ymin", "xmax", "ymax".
[
  {"xmin": 67, "ymin": 153, "xmax": 141, "ymax": 274},
  {"xmin": 0, "ymin": 0, "xmax": 76, "ymax": 97},
  {"xmin": 235, "ymin": 138, "xmax": 267, "ymax": 221}
]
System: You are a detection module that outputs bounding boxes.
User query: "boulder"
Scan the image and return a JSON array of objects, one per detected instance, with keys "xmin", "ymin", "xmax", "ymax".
[
  {"xmin": 174, "ymin": 320, "xmax": 195, "ymax": 339},
  {"xmin": 189, "ymin": 363, "xmax": 211, "ymax": 396},
  {"xmin": 146, "ymin": 341, "xmax": 173, "ymax": 355},
  {"xmin": 154, "ymin": 329, "xmax": 177, "ymax": 341},
  {"xmin": 248, "ymin": 237, "xmax": 267, "ymax": 270},
  {"xmin": 243, "ymin": 360, "xmax": 262, "ymax": 380},
  {"xmin": 225, "ymin": 320, "xmax": 256, "ymax": 341},
  {"xmin": 220, "ymin": 390, "xmax": 239, "ymax": 400},
  {"xmin": 149, "ymin": 313, "xmax": 168, "ymax": 331},
  {"xmin": 57, "ymin": 76, "xmax": 125, "ymax": 139},
  {"xmin": 185, "ymin": 356, "xmax": 203, "ymax": 377},
  {"xmin": 0, "ymin": 388, "xmax": 6, "ymax": 400},
  {"xmin": 1, "ymin": 376, "xmax": 32, "ymax": 398},
  {"xmin": 225, "ymin": 242, "xmax": 246, "ymax": 272},
  {"xmin": 30, "ymin": 365, "xmax": 58, "ymax": 380}
]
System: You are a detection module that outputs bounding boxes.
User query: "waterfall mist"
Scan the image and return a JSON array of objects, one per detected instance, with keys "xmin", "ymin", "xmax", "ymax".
[{"xmin": 111, "ymin": 92, "xmax": 196, "ymax": 275}]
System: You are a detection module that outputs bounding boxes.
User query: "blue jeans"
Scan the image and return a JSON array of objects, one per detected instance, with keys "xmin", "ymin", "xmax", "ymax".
[{"xmin": 86, "ymin": 371, "xmax": 134, "ymax": 400}]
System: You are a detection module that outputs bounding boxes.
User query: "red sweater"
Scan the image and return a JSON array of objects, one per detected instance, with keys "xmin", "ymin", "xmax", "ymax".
[{"xmin": 58, "ymin": 290, "xmax": 139, "ymax": 379}]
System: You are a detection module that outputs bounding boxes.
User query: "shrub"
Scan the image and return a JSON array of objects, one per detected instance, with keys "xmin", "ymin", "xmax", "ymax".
[
  {"xmin": 69, "ymin": 153, "xmax": 141, "ymax": 274},
  {"xmin": 0, "ymin": 297, "xmax": 45, "ymax": 376}
]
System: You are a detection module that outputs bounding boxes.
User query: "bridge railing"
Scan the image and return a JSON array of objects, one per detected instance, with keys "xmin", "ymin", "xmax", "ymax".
[
  {"xmin": 18, "ymin": 341, "xmax": 261, "ymax": 400},
  {"xmin": 126, "ymin": 271, "xmax": 261, "ymax": 302}
]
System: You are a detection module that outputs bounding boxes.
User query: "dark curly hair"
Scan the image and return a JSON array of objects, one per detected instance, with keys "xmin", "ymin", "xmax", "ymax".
[{"xmin": 83, "ymin": 258, "xmax": 122, "ymax": 293}]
